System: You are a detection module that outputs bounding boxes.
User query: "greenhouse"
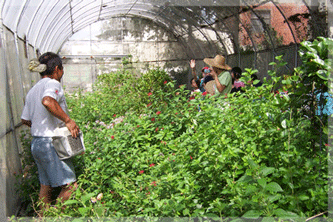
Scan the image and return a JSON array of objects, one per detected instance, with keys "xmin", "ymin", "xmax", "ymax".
[{"xmin": 1, "ymin": 0, "xmax": 332, "ymax": 220}]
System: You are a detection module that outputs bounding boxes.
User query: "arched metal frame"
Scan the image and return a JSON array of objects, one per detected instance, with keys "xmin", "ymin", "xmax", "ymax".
[
  {"xmin": 1, "ymin": 0, "xmax": 323, "ymax": 68},
  {"xmin": 54, "ymin": 9, "xmax": 202, "ymax": 59},
  {"xmin": 272, "ymin": 1, "xmax": 298, "ymax": 68},
  {"xmin": 163, "ymin": 6, "xmax": 221, "ymax": 59},
  {"xmin": 197, "ymin": 6, "xmax": 246, "ymax": 62},
  {"xmin": 171, "ymin": 6, "xmax": 230, "ymax": 57},
  {"xmin": 239, "ymin": 0, "xmax": 304, "ymax": 72},
  {"xmin": 57, "ymin": 14, "xmax": 197, "ymax": 60},
  {"xmin": 43, "ymin": 3, "xmax": 195, "ymax": 54}
]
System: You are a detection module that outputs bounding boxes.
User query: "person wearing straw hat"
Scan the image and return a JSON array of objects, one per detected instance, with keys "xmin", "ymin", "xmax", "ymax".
[{"xmin": 203, "ymin": 55, "xmax": 232, "ymax": 97}]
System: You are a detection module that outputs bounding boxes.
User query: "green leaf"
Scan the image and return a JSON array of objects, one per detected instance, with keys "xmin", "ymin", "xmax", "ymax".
[
  {"xmin": 261, "ymin": 218, "xmax": 276, "ymax": 222},
  {"xmin": 78, "ymin": 207, "xmax": 90, "ymax": 216},
  {"xmin": 242, "ymin": 210, "xmax": 261, "ymax": 218},
  {"xmin": 265, "ymin": 182, "xmax": 283, "ymax": 193},
  {"xmin": 81, "ymin": 193, "xmax": 96, "ymax": 204},
  {"xmin": 258, "ymin": 178, "xmax": 267, "ymax": 188},
  {"xmin": 282, "ymin": 79, "xmax": 292, "ymax": 85},
  {"xmin": 274, "ymin": 208, "xmax": 299, "ymax": 218},
  {"xmin": 237, "ymin": 174, "xmax": 253, "ymax": 183},
  {"xmin": 203, "ymin": 213, "xmax": 219, "ymax": 218},
  {"xmin": 298, "ymin": 195, "xmax": 309, "ymax": 201},
  {"xmin": 260, "ymin": 167, "xmax": 275, "ymax": 176},
  {"xmin": 246, "ymin": 185, "xmax": 257, "ymax": 194},
  {"xmin": 316, "ymin": 70, "xmax": 328, "ymax": 80},
  {"xmin": 95, "ymin": 206, "xmax": 107, "ymax": 217},
  {"xmin": 312, "ymin": 55, "xmax": 325, "ymax": 66},
  {"xmin": 183, "ymin": 208, "xmax": 190, "ymax": 216},
  {"xmin": 248, "ymin": 158, "xmax": 258, "ymax": 169},
  {"xmin": 64, "ymin": 199, "xmax": 80, "ymax": 205},
  {"xmin": 268, "ymin": 194, "xmax": 280, "ymax": 202},
  {"xmin": 288, "ymin": 182, "xmax": 294, "ymax": 190}
]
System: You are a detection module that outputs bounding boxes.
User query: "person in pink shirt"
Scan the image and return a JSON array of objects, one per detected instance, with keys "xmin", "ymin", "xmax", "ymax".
[{"xmin": 230, "ymin": 67, "xmax": 245, "ymax": 93}]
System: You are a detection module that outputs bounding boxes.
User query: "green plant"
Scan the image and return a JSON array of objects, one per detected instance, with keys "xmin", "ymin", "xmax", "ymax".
[{"xmin": 16, "ymin": 38, "xmax": 329, "ymax": 220}]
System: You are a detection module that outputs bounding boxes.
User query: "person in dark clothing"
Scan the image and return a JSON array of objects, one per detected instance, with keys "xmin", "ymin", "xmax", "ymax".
[
  {"xmin": 230, "ymin": 67, "xmax": 245, "ymax": 94},
  {"xmin": 250, "ymin": 74, "xmax": 263, "ymax": 87}
]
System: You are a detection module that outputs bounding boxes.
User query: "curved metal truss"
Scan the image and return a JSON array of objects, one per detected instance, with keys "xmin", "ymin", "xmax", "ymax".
[{"xmin": 1, "ymin": 0, "xmax": 326, "ymax": 57}]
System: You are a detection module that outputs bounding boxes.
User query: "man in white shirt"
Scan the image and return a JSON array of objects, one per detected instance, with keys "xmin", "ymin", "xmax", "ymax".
[{"xmin": 21, "ymin": 52, "xmax": 79, "ymax": 215}]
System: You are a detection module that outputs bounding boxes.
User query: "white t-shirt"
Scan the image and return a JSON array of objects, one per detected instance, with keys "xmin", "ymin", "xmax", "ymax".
[{"xmin": 21, "ymin": 77, "xmax": 68, "ymax": 137}]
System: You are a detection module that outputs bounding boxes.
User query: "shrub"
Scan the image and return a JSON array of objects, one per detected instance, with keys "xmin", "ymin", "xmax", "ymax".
[{"xmin": 16, "ymin": 38, "xmax": 330, "ymax": 219}]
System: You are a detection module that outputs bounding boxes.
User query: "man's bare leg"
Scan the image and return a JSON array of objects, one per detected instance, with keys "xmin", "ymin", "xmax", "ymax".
[
  {"xmin": 56, "ymin": 181, "xmax": 78, "ymax": 211},
  {"xmin": 38, "ymin": 184, "xmax": 52, "ymax": 217}
]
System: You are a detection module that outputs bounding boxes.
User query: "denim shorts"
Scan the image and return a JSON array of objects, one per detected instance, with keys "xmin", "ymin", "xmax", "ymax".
[{"xmin": 31, "ymin": 137, "xmax": 76, "ymax": 187}]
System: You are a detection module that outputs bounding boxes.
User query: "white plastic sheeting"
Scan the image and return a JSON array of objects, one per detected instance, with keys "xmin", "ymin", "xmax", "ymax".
[{"xmin": 2, "ymin": 0, "xmax": 251, "ymax": 55}]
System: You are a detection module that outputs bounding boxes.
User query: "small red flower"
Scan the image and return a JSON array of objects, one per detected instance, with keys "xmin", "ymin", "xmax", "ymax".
[
  {"xmin": 137, "ymin": 125, "xmax": 140, "ymax": 128},
  {"xmin": 190, "ymin": 156, "xmax": 193, "ymax": 160},
  {"xmin": 149, "ymin": 163, "xmax": 155, "ymax": 167},
  {"xmin": 164, "ymin": 80, "xmax": 167, "ymax": 84},
  {"xmin": 156, "ymin": 111, "xmax": 161, "ymax": 115},
  {"xmin": 151, "ymin": 117, "xmax": 155, "ymax": 122},
  {"xmin": 113, "ymin": 114, "xmax": 116, "ymax": 117},
  {"xmin": 161, "ymin": 141, "xmax": 166, "ymax": 145},
  {"xmin": 139, "ymin": 170, "xmax": 144, "ymax": 174},
  {"xmin": 155, "ymin": 127, "xmax": 159, "ymax": 132},
  {"xmin": 325, "ymin": 144, "xmax": 330, "ymax": 147},
  {"xmin": 147, "ymin": 103, "xmax": 152, "ymax": 107},
  {"xmin": 151, "ymin": 181, "xmax": 157, "ymax": 186},
  {"xmin": 175, "ymin": 112, "xmax": 178, "ymax": 115},
  {"xmin": 110, "ymin": 190, "xmax": 115, "ymax": 194},
  {"xmin": 148, "ymin": 92, "xmax": 152, "ymax": 96},
  {"xmin": 189, "ymin": 96, "xmax": 195, "ymax": 100},
  {"xmin": 111, "ymin": 135, "xmax": 115, "ymax": 139},
  {"xmin": 202, "ymin": 91, "xmax": 207, "ymax": 96}
]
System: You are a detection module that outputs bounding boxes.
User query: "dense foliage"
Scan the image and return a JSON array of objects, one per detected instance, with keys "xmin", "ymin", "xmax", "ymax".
[{"xmin": 16, "ymin": 37, "xmax": 331, "ymax": 220}]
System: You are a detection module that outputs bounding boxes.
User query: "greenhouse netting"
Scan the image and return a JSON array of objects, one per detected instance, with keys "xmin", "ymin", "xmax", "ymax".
[{"xmin": 1, "ymin": 0, "xmax": 332, "ymax": 219}]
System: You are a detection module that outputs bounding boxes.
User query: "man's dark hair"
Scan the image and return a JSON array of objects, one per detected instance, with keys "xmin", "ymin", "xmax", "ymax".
[
  {"xmin": 190, "ymin": 78, "xmax": 200, "ymax": 87},
  {"xmin": 251, "ymin": 74, "xmax": 259, "ymax": 80},
  {"xmin": 39, "ymin": 52, "xmax": 63, "ymax": 76},
  {"xmin": 231, "ymin": 67, "xmax": 242, "ymax": 79}
]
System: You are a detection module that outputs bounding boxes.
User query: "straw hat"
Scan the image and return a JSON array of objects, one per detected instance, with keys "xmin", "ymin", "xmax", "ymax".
[
  {"xmin": 204, "ymin": 80, "xmax": 215, "ymax": 95},
  {"xmin": 203, "ymin": 55, "xmax": 231, "ymax": 70}
]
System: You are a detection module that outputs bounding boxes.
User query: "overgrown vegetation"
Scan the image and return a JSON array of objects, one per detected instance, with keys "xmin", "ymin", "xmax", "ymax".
[{"xmin": 16, "ymin": 37, "xmax": 331, "ymax": 220}]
